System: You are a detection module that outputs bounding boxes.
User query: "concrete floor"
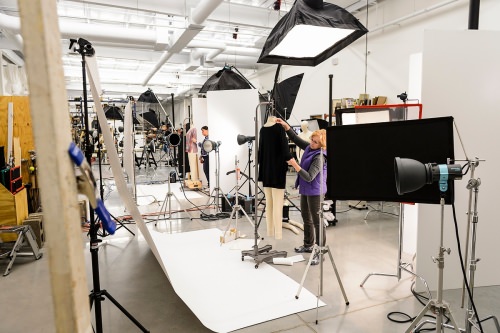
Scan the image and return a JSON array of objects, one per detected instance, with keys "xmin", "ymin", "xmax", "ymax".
[{"xmin": 1, "ymin": 163, "xmax": 499, "ymax": 333}]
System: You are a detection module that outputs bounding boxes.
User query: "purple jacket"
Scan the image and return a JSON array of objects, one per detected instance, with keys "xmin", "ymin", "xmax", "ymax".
[{"xmin": 295, "ymin": 146, "xmax": 327, "ymax": 196}]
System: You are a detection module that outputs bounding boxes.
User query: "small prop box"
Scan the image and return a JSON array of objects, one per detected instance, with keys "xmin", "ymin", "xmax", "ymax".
[
  {"xmin": 220, "ymin": 228, "xmax": 238, "ymax": 244},
  {"xmin": 0, "ymin": 186, "xmax": 28, "ymax": 242},
  {"xmin": 23, "ymin": 213, "xmax": 44, "ymax": 248},
  {"xmin": 184, "ymin": 179, "xmax": 202, "ymax": 189}
]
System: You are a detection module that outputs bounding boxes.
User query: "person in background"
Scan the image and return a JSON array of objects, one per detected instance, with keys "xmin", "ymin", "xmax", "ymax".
[
  {"xmin": 276, "ymin": 118, "xmax": 327, "ymax": 265},
  {"xmin": 198, "ymin": 126, "xmax": 210, "ymax": 187}
]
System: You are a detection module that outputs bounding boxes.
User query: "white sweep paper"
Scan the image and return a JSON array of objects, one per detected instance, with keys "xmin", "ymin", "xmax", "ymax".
[
  {"xmin": 85, "ymin": 56, "xmax": 166, "ymax": 274},
  {"xmin": 123, "ymin": 101, "xmax": 135, "ymax": 197},
  {"xmin": 273, "ymin": 255, "xmax": 305, "ymax": 266}
]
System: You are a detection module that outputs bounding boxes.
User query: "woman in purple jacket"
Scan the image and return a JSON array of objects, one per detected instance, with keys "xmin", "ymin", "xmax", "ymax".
[{"xmin": 276, "ymin": 118, "xmax": 327, "ymax": 265}]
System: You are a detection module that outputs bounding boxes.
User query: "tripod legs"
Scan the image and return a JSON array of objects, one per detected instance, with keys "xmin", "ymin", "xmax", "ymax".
[
  {"xmin": 295, "ymin": 244, "xmax": 349, "ymax": 306},
  {"xmin": 221, "ymin": 204, "xmax": 256, "ymax": 242},
  {"xmin": 155, "ymin": 178, "xmax": 192, "ymax": 231},
  {"xmin": 405, "ymin": 298, "xmax": 461, "ymax": 333},
  {"xmin": 89, "ymin": 289, "xmax": 150, "ymax": 332}
]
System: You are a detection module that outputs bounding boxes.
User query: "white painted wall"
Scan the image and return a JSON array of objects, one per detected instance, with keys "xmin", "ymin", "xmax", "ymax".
[
  {"xmin": 206, "ymin": 89, "xmax": 259, "ymax": 197},
  {"xmin": 418, "ymin": 30, "xmax": 500, "ymax": 290}
]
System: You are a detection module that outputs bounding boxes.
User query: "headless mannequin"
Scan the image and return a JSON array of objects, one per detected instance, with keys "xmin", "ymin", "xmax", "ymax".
[
  {"xmin": 262, "ymin": 115, "xmax": 285, "ymax": 239},
  {"xmin": 186, "ymin": 125, "xmax": 199, "ymax": 181},
  {"xmin": 296, "ymin": 121, "xmax": 312, "ymax": 163}
]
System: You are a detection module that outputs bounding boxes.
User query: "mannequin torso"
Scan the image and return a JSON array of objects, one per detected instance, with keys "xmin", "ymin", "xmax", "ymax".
[
  {"xmin": 264, "ymin": 115, "xmax": 277, "ymax": 127},
  {"xmin": 297, "ymin": 121, "xmax": 312, "ymax": 162}
]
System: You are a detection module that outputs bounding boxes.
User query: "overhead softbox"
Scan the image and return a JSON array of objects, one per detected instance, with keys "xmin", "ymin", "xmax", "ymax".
[
  {"xmin": 138, "ymin": 88, "xmax": 160, "ymax": 103},
  {"xmin": 273, "ymin": 73, "xmax": 303, "ymax": 120},
  {"xmin": 199, "ymin": 67, "xmax": 252, "ymax": 93},
  {"xmin": 258, "ymin": 0, "xmax": 368, "ymax": 66},
  {"xmin": 138, "ymin": 109, "xmax": 160, "ymax": 129},
  {"xmin": 104, "ymin": 105, "xmax": 123, "ymax": 120}
]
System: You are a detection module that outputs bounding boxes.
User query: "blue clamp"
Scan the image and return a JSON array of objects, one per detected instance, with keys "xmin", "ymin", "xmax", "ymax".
[{"xmin": 68, "ymin": 142, "xmax": 116, "ymax": 235}]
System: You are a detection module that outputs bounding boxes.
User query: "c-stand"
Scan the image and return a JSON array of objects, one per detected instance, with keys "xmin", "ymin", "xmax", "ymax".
[
  {"xmin": 221, "ymin": 156, "xmax": 256, "ymax": 242},
  {"xmin": 231, "ymin": 141, "xmax": 262, "ymax": 197},
  {"xmin": 70, "ymin": 37, "xmax": 148, "ymax": 333}
]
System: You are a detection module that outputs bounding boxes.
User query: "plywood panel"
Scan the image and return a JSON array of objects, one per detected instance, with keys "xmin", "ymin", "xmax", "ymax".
[
  {"xmin": 14, "ymin": 187, "xmax": 28, "ymax": 224},
  {"xmin": 0, "ymin": 184, "xmax": 16, "ymax": 225},
  {"xmin": 0, "ymin": 96, "xmax": 35, "ymax": 184}
]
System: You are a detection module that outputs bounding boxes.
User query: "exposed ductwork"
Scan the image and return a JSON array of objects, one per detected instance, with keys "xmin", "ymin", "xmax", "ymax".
[
  {"xmin": 141, "ymin": 0, "xmax": 225, "ymax": 86},
  {"xmin": 0, "ymin": 12, "xmax": 164, "ymax": 49}
]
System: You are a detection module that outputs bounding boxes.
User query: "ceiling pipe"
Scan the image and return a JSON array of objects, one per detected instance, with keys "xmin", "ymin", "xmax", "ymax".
[
  {"xmin": 2, "ymin": 49, "xmax": 24, "ymax": 66},
  {"xmin": 369, "ymin": 0, "xmax": 460, "ymax": 33},
  {"xmin": 142, "ymin": 0, "xmax": 224, "ymax": 86},
  {"xmin": 191, "ymin": 0, "xmax": 224, "ymax": 25},
  {"xmin": 0, "ymin": 12, "xmax": 161, "ymax": 49},
  {"xmin": 207, "ymin": 54, "xmax": 260, "ymax": 67}
]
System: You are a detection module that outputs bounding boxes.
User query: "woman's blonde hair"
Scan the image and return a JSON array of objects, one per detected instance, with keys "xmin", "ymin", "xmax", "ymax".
[{"xmin": 311, "ymin": 129, "xmax": 326, "ymax": 149}]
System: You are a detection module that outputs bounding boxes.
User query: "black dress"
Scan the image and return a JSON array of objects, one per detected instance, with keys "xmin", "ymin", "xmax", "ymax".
[{"xmin": 258, "ymin": 124, "xmax": 292, "ymax": 189}]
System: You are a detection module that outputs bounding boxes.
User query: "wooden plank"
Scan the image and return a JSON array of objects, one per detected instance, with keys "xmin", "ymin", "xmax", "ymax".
[
  {"xmin": 13, "ymin": 137, "xmax": 21, "ymax": 167},
  {"xmin": 12, "ymin": 96, "xmax": 35, "ymax": 182},
  {"xmin": 17, "ymin": 1, "xmax": 92, "ymax": 333},
  {"xmin": 14, "ymin": 187, "xmax": 28, "ymax": 224}
]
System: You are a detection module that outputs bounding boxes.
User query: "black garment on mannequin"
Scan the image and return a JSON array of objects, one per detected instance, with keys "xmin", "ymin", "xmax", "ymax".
[{"xmin": 258, "ymin": 124, "xmax": 292, "ymax": 189}]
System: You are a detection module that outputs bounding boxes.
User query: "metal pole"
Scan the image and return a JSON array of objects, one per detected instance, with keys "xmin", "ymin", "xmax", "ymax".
[
  {"xmin": 328, "ymin": 74, "xmax": 333, "ymax": 126},
  {"xmin": 468, "ymin": 0, "xmax": 480, "ymax": 30}
]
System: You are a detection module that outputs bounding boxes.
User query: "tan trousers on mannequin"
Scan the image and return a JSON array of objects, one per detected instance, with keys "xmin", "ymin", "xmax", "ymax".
[
  {"xmin": 264, "ymin": 187, "xmax": 285, "ymax": 240},
  {"xmin": 188, "ymin": 152, "xmax": 199, "ymax": 181}
]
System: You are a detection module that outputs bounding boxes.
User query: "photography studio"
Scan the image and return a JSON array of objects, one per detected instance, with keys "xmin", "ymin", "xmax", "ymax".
[{"xmin": 1, "ymin": 0, "xmax": 500, "ymax": 332}]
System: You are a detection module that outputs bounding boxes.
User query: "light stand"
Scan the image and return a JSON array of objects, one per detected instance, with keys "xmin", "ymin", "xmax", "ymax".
[
  {"xmin": 70, "ymin": 38, "xmax": 148, "ymax": 333},
  {"xmin": 205, "ymin": 142, "xmax": 231, "ymax": 216},
  {"xmin": 405, "ymin": 195, "xmax": 461, "ymax": 333},
  {"xmin": 155, "ymin": 167, "xmax": 193, "ymax": 230},
  {"xmin": 461, "ymin": 158, "xmax": 500, "ymax": 333},
  {"xmin": 241, "ymin": 101, "xmax": 287, "ymax": 269},
  {"xmin": 360, "ymin": 202, "xmax": 432, "ymax": 299},
  {"xmin": 228, "ymin": 140, "xmax": 265, "ymax": 200},
  {"xmin": 294, "ymin": 147, "xmax": 349, "ymax": 318},
  {"xmin": 221, "ymin": 156, "xmax": 256, "ymax": 242}
]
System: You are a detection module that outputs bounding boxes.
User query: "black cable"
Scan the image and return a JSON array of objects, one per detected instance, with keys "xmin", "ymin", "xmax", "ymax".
[
  {"xmin": 452, "ymin": 202, "xmax": 484, "ymax": 333},
  {"xmin": 461, "ymin": 161, "xmax": 471, "ymax": 175},
  {"xmin": 336, "ymin": 201, "xmax": 363, "ymax": 214}
]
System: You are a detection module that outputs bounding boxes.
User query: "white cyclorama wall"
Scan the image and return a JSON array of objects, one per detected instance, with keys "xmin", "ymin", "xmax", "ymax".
[
  {"xmin": 206, "ymin": 89, "xmax": 259, "ymax": 197},
  {"xmin": 418, "ymin": 30, "xmax": 500, "ymax": 291}
]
